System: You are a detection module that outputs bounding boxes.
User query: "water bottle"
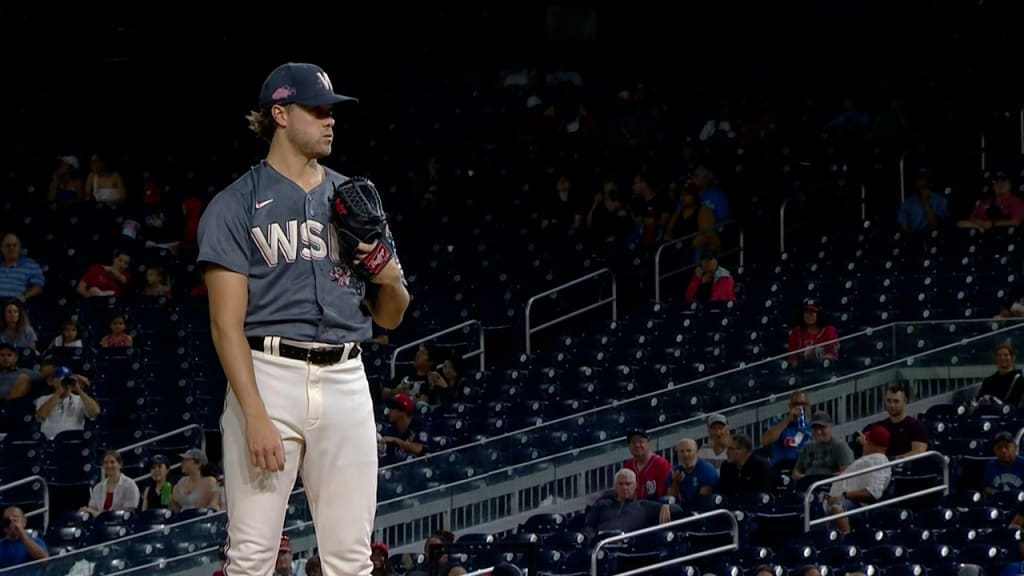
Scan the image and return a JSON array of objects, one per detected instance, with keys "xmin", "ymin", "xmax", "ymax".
[
  {"xmin": 160, "ymin": 482, "xmax": 172, "ymax": 506},
  {"xmin": 797, "ymin": 407, "xmax": 806, "ymax": 430}
]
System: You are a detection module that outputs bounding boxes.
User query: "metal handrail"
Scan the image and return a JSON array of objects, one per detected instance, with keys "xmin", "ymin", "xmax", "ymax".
[
  {"xmin": 778, "ymin": 194, "xmax": 805, "ymax": 253},
  {"xmin": 802, "ymin": 450, "xmax": 949, "ymax": 532},
  {"xmin": 1019, "ymin": 105, "xmax": 1023, "ymax": 155},
  {"xmin": 0, "ymin": 475, "xmax": 49, "ymax": 531},
  {"xmin": 591, "ymin": 509, "xmax": 739, "ymax": 576},
  {"xmin": 117, "ymin": 424, "xmax": 205, "ymax": 456},
  {"xmin": 464, "ymin": 567, "xmax": 496, "ymax": 576},
  {"xmin": 524, "ymin": 268, "xmax": 616, "ymax": 354},
  {"xmin": 389, "ymin": 320, "xmax": 484, "ymax": 379},
  {"xmin": 653, "ymin": 219, "xmax": 744, "ymax": 303},
  {"xmin": 899, "ymin": 154, "xmax": 906, "ymax": 204}
]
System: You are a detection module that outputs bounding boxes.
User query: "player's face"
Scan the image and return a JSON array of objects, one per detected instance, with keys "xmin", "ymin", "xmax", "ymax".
[{"xmin": 285, "ymin": 104, "xmax": 335, "ymax": 160}]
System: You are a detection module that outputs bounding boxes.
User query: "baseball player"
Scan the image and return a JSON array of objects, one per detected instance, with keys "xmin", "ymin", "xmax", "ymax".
[{"xmin": 197, "ymin": 62, "xmax": 409, "ymax": 576}]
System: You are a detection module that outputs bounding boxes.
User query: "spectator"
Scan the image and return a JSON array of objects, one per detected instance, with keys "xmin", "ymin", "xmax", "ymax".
[
  {"xmin": 718, "ymin": 434, "xmax": 773, "ymax": 499},
  {"xmin": 379, "ymin": 393, "xmax": 429, "ymax": 462},
  {"xmin": 666, "ymin": 182, "xmax": 720, "ymax": 255},
  {"xmin": 975, "ymin": 343, "xmax": 1024, "ymax": 408},
  {"xmin": 958, "ymin": 171, "xmax": 1024, "ymax": 232},
  {"xmin": 276, "ymin": 536, "xmax": 296, "ymax": 576},
  {"xmin": 1, "ymin": 300, "xmax": 37, "ymax": 352},
  {"xmin": 0, "ymin": 233, "xmax": 45, "ymax": 303},
  {"xmin": 140, "ymin": 455, "xmax": 173, "ymax": 511},
  {"xmin": 0, "ymin": 506, "xmax": 48, "ymax": 569},
  {"xmin": 370, "ymin": 543, "xmax": 391, "ymax": 576},
  {"xmin": 666, "ymin": 438, "xmax": 718, "ymax": 501},
  {"xmin": 684, "ymin": 249, "xmax": 736, "ymax": 304},
  {"xmin": 388, "ymin": 344, "xmax": 433, "ymax": 402},
  {"xmin": 583, "ymin": 468, "xmax": 682, "ymax": 540},
  {"xmin": 0, "ymin": 343, "xmax": 31, "ymax": 405},
  {"xmin": 34, "ymin": 366, "xmax": 101, "ymax": 440},
  {"xmin": 142, "ymin": 265, "xmax": 172, "ymax": 298},
  {"xmin": 587, "ymin": 181, "xmax": 632, "ymax": 249},
  {"xmin": 48, "ymin": 155, "xmax": 85, "ymax": 207},
  {"xmin": 77, "ymin": 250, "xmax": 132, "ymax": 299},
  {"xmin": 45, "ymin": 319, "xmax": 83, "ymax": 351},
  {"xmin": 863, "ymin": 383, "xmax": 928, "ymax": 460},
  {"xmin": 983, "ymin": 431, "xmax": 1024, "ymax": 495},
  {"xmin": 690, "ymin": 164, "xmax": 730, "ymax": 223},
  {"xmin": 306, "ymin": 552, "xmax": 323, "ymax": 576},
  {"xmin": 897, "ymin": 167, "xmax": 948, "ymax": 233},
  {"xmin": 540, "ymin": 175, "xmax": 584, "ymax": 233},
  {"xmin": 761, "ymin": 390, "xmax": 812, "ymax": 471},
  {"xmin": 824, "ymin": 425, "xmax": 892, "ymax": 534},
  {"xmin": 623, "ymin": 429, "xmax": 673, "ymax": 500},
  {"xmin": 84, "ymin": 152, "xmax": 127, "ymax": 207},
  {"xmin": 786, "ymin": 300, "xmax": 839, "ymax": 365},
  {"xmin": 99, "ymin": 313, "xmax": 133, "ymax": 348},
  {"xmin": 697, "ymin": 413, "xmax": 731, "ymax": 471},
  {"xmin": 171, "ymin": 449, "xmax": 220, "ymax": 511},
  {"xmin": 791, "ymin": 412, "xmax": 854, "ymax": 489},
  {"xmin": 795, "ymin": 565, "xmax": 823, "ymax": 576},
  {"xmin": 82, "ymin": 450, "xmax": 141, "ymax": 516}
]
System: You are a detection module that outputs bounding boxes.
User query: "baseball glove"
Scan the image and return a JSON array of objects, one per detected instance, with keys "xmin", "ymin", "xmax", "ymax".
[{"xmin": 330, "ymin": 176, "xmax": 397, "ymax": 281}]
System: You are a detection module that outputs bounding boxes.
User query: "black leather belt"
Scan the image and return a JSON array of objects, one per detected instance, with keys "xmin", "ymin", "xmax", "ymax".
[{"xmin": 247, "ymin": 336, "xmax": 361, "ymax": 366}]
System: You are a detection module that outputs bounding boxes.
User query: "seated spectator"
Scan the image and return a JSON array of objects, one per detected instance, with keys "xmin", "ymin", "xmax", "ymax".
[
  {"xmin": 99, "ymin": 313, "xmax": 133, "ymax": 348},
  {"xmin": 792, "ymin": 412, "xmax": 854, "ymax": 489},
  {"xmin": 84, "ymin": 152, "xmax": 127, "ymax": 207},
  {"xmin": 1, "ymin": 299, "xmax": 37, "ymax": 352},
  {"xmin": 666, "ymin": 438, "xmax": 718, "ymax": 501},
  {"xmin": 583, "ymin": 468, "xmax": 682, "ymax": 540},
  {"xmin": 77, "ymin": 250, "xmax": 132, "ymax": 298},
  {"xmin": 719, "ymin": 434, "xmax": 773, "ymax": 499},
  {"xmin": 45, "ymin": 319, "xmax": 83, "ymax": 350},
  {"xmin": 34, "ymin": 366, "xmax": 101, "ymax": 440},
  {"xmin": 0, "ymin": 343, "xmax": 31, "ymax": 405},
  {"xmin": 0, "ymin": 233, "xmax": 45, "ymax": 303},
  {"xmin": 691, "ymin": 164, "xmax": 730, "ymax": 223},
  {"xmin": 666, "ymin": 182, "xmax": 720, "ymax": 255},
  {"xmin": 623, "ymin": 429, "xmax": 672, "ymax": 500},
  {"xmin": 171, "ymin": 449, "xmax": 221, "ymax": 511},
  {"xmin": 48, "ymin": 155, "xmax": 85, "ymax": 207},
  {"xmin": 586, "ymin": 181, "xmax": 632, "ymax": 248},
  {"xmin": 983, "ymin": 431, "xmax": 1024, "ymax": 495},
  {"xmin": 540, "ymin": 175, "xmax": 584, "ymax": 233},
  {"xmin": 761, "ymin": 390, "xmax": 812, "ymax": 471},
  {"xmin": 142, "ymin": 265, "xmax": 172, "ymax": 298},
  {"xmin": 685, "ymin": 249, "xmax": 736, "ymax": 304},
  {"xmin": 140, "ymin": 455, "xmax": 173, "ymax": 511},
  {"xmin": 82, "ymin": 450, "xmax": 140, "ymax": 516},
  {"xmin": 824, "ymin": 425, "xmax": 892, "ymax": 534},
  {"xmin": 958, "ymin": 171, "xmax": 1024, "ymax": 232},
  {"xmin": 306, "ymin": 552, "xmax": 323, "ymax": 576},
  {"xmin": 370, "ymin": 543, "xmax": 390, "ymax": 576},
  {"xmin": 0, "ymin": 506, "xmax": 48, "ymax": 569},
  {"xmin": 786, "ymin": 301, "xmax": 838, "ymax": 365},
  {"xmin": 379, "ymin": 393, "xmax": 429, "ymax": 462},
  {"xmin": 387, "ymin": 344, "xmax": 433, "ymax": 402},
  {"xmin": 861, "ymin": 383, "xmax": 928, "ymax": 460},
  {"xmin": 697, "ymin": 413, "xmax": 731, "ymax": 471},
  {"xmin": 975, "ymin": 343, "xmax": 1024, "ymax": 408},
  {"xmin": 897, "ymin": 167, "xmax": 948, "ymax": 233}
]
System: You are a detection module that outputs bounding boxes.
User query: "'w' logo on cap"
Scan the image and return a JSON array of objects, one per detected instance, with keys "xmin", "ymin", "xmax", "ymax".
[{"xmin": 315, "ymin": 71, "xmax": 334, "ymax": 92}]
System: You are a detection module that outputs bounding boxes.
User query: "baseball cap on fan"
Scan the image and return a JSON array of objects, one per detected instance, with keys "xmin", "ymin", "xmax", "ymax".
[{"xmin": 259, "ymin": 62, "xmax": 359, "ymax": 110}]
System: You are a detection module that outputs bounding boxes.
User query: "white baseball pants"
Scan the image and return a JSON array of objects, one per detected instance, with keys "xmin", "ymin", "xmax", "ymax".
[{"xmin": 221, "ymin": 343, "xmax": 377, "ymax": 576}]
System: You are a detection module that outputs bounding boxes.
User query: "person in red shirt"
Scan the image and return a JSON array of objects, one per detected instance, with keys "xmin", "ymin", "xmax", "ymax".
[
  {"xmin": 958, "ymin": 171, "xmax": 1024, "ymax": 231},
  {"xmin": 787, "ymin": 300, "xmax": 839, "ymax": 366},
  {"xmin": 622, "ymin": 429, "xmax": 672, "ymax": 500},
  {"xmin": 76, "ymin": 250, "xmax": 132, "ymax": 298}
]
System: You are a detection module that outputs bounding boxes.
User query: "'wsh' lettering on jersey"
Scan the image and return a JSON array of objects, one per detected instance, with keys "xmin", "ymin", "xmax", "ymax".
[{"xmin": 250, "ymin": 220, "xmax": 340, "ymax": 267}]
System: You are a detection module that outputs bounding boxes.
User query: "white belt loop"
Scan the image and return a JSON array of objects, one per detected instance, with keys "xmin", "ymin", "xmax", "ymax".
[
  {"xmin": 271, "ymin": 336, "xmax": 281, "ymax": 357},
  {"xmin": 262, "ymin": 336, "xmax": 272, "ymax": 356}
]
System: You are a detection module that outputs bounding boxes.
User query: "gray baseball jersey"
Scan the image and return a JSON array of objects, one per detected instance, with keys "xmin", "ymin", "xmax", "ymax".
[{"xmin": 197, "ymin": 160, "xmax": 372, "ymax": 344}]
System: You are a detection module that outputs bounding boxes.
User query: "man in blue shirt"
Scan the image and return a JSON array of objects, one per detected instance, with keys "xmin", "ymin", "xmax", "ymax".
[
  {"xmin": 983, "ymin": 431, "xmax": 1024, "ymax": 494},
  {"xmin": 666, "ymin": 438, "xmax": 718, "ymax": 502},
  {"xmin": 761, "ymin": 390, "xmax": 812, "ymax": 471},
  {"xmin": 897, "ymin": 168, "xmax": 948, "ymax": 233},
  {"xmin": 0, "ymin": 506, "xmax": 48, "ymax": 570}
]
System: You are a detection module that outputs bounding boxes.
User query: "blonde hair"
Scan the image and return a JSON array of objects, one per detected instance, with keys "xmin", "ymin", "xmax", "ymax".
[{"xmin": 246, "ymin": 109, "xmax": 278, "ymax": 143}]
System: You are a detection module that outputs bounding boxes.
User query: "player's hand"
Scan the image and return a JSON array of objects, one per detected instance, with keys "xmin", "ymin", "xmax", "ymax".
[
  {"xmin": 355, "ymin": 241, "xmax": 403, "ymax": 285},
  {"xmin": 246, "ymin": 413, "xmax": 285, "ymax": 472}
]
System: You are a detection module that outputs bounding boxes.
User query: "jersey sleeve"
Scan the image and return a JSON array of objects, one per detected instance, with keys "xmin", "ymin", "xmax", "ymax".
[{"xmin": 197, "ymin": 190, "xmax": 252, "ymax": 275}]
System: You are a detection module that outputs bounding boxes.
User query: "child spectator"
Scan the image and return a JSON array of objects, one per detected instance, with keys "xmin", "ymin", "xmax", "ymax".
[
  {"xmin": 99, "ymin": 314, "xmax": 133, "ymax": 348},
  {"xmin": 142, "ymin": 265, "xmax": 172, "ymax": 298},
  {"xmin": 46, "ymin": 319, "xmax": 83, "ymax": 350}
]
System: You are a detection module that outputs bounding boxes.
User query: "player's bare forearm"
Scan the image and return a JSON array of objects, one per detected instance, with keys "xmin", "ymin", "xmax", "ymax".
[
  {"xmin": 206, "ymin": 265, "xmax": 266, "ymax": 419},
  {"xmin": 369, "ymin": 279, "xmax": 409, "ymax": 329}
]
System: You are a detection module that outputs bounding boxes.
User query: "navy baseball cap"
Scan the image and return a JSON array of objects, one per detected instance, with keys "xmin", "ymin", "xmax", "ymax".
[
  {"xmin": 150, "ymin": 454, "xmax": 169, "ymax": 466},
  {"xmin": 259, "ymin": 62, "xmax": 359, "ymax": 110}
]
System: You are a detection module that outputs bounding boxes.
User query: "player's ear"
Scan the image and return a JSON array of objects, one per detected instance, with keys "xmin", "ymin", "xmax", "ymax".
[{"xmin": 270, "ymin": 104, "xmax": 290, "ymax": 127}]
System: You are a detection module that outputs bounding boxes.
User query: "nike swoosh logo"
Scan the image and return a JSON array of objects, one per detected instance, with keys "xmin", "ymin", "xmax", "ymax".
[{"xmin": 255, "ymin": 199, "xmax": 274, "ymax": 209}]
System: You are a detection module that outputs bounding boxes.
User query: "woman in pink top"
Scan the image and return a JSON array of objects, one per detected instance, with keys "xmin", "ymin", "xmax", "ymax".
[{"xmin": 787, "ymin": 300, "xmax": 839, "ymax": 365}]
